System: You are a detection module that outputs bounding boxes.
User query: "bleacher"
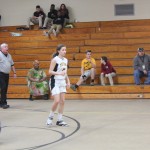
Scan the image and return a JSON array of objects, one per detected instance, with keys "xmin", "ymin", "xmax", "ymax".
[{"xmin": 1, "ymin": 19, "xmax": 150, "ymax": 99}]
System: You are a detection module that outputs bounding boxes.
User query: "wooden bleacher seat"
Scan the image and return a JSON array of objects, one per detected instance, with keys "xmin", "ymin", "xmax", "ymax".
[
  {"xmin": 13, "ymin": 47, "xmax": 79, "ymax": 54},
  {"xmin": 1, "ymin": 19, "xmax": 150, "ymax": 99},
  {"xmin": 80, "ymin": 44, "xmax": 150, "ymax": 53},
  {"xmin": 7, "ymin": 84, "xmax": 150, "ymax": 99},
  {"xmin": 75, "ymin": 52, "xmax": 139, "ymax": 59},
  {"xmin": 59, "ymin": 34, "xmax": 90, "ymax": 40},
  {"xmin": 12, "ymin": 53, "xmax": 74, "ymax": 61},
  {"xmin": 12, "ymin": 60, "xmax": 131, "ymax": 69},
  {"xmin": 85, "ymin": 38, "xmax": 150, "ymax": 46},
  {"xmin": 73, "ymin": 21, "xmax": 100, "ymax": 28},
  {"xmin": 0, "ymin": 33, "xmax": 91, "ymax": 42},
  {"xmin": 97, "ymin": 25, "xmax": 150, "ymax": 33},
  {"xmin": 91, "ymin": 31, "xmax": 150, "ymax": 39},
  {"xmin": 9, "ymin": 75, "xmax": 135, "ymax": 85},
  {"xmin": 3, "ymin": 40, "xmax": 84, "ymax": 49},
  {"xmin": 63, "ymin": 27, "xmax": 96, "ymax": 34},
  {"xmin": 100, "ymin": 19, "xmax": 150, "ymax": 27},
  {"xmin": 10, "ymin": 66, "xmax": 133, "ymax": 77}
]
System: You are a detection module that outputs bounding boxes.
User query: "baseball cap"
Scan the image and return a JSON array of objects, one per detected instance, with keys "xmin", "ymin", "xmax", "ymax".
[{"xmin": 137, "ymin": 48, "xmax": 144, "ymax": 52}]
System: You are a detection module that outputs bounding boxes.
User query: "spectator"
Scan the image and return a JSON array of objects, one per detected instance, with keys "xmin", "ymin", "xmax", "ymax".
[
  {"xmin": 43, "ymin": 11, "xmax": 64, "ymax": 37},
  {"xmin": 42, "ymin": 4, "xmax": 57, "ymax": 29},
  {"xmin": 26, "ymin": 5, "xmax": 45, "ymax": 30},
  {"xmin": 0, "ymin": 43, "xmax": 17, "ymax": 109},
  {"xmin": 70, "ymin": 50, "xmax": 96, "ymax": 91},
  {"xmin": 133, "ymin": 48, "xmax": 150, "ymax": 85},
  {"xmin": 27, "ymin": 60, "xmax": 49, "ymax": 101},
  {"xmin": 59, "ymin": 3, "xmax": 69, "ymax": 26},
  {"xmin": 100, "ymin": 56, "xmax": 116, "ymax": 86}
]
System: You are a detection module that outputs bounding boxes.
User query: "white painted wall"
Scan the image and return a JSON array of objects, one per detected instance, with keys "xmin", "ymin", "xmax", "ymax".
[{"xmin": 0, "ymin": 0, "xmax": 150, "ymax": 26}]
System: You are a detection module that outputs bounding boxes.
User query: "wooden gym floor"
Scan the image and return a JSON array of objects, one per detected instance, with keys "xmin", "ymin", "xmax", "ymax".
[{"xmin": 0, "ymin": 99, "xmax": 150, "ymax": 150}]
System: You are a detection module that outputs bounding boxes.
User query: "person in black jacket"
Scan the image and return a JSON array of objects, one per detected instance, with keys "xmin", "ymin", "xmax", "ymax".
[
  {"xmin": 26, "ymin": 5, "xmax": 45, "ymax": 29},
  {"xmin": 59, "ymin": 4, "xmax": 69, "ymax": 26},
  {"xmin": 44, "ymin": 11, "xmax": 64, "ymax": 37},
  {"xmin": 42, "ymin": 4, "xmax": 57, "ymax": 29}
]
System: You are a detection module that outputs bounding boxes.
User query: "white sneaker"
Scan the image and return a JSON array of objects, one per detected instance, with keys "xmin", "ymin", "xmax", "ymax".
[
  {"xmin": 56, "ymin": 120, "xmax": 69, "ymax": 127},
  {"xmin": 43, "ymin": 31, "xmax": 49, "ymax": 37},
  {"xmin": 52, "ymin": 29, "xmax": 57, "ymax": 36},
  {"xmin": 46, "ymin": 117, "xmax": 53, "ymax": 126}
]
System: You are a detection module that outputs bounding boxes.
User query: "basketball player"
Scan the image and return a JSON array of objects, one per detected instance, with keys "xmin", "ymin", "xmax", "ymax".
[{"xmin": 46, "ymin": 44, "xmax": 70, "ymax": 126}]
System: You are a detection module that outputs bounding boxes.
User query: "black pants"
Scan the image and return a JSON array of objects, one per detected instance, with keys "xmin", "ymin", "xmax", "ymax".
[{"xmin": 0, "ymin": 72, "xmax": 9, "ymax": 105}]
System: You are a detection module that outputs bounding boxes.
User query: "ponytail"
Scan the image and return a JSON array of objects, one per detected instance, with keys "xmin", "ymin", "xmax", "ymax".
[
  {"xmin": 52, "ymin": 44, "xmax": 65, "ymax": 58},
  {"xmin": 52, "ymin": 52, "xmax": 59, "ymax": 58}
]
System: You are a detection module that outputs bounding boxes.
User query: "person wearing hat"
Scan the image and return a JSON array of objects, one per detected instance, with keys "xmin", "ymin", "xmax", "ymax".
[{"xmin": 133, "ymin": 48, "xmax": 150, "ymax": 85}]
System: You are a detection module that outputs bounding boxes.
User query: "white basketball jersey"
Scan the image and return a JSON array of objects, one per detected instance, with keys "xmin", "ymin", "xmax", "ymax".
[{"xmin": 53, "ymin": 56, "xmax": 68, "ymax": 80}]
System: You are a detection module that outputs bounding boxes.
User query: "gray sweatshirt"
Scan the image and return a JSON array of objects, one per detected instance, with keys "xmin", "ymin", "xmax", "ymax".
[{"xmin": 133, "ymin": 54, "xmax": 150, "ymax": 71}]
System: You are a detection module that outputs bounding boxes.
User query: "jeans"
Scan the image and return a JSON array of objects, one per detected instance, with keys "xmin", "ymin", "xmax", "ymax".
[{"xmin": 134, "ymin": 70, "xmax": 150, "ymax": 85}]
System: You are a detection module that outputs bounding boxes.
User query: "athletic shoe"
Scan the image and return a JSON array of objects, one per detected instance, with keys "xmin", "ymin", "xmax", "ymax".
[
  {"xmin": 2, "ymin": 104, "xmax": 10, "ymax": 109},
  {"xmin": 70, "ymin": 84, "xmax": 76, "ymax": 91},
  {"xmin": 0, "ymin": 104, "xmax": 3, "ymax": 108},
  {"xmin": 43, "ymin": 94, "xmax": 49, "ymax": 100},
  {"xmin": 52, "ymin": 29, "xmax": 57, "ymax": 36},
  {"xmin": 43, "ymin": 27, "xmax": 47, "ymax": 29},
  {"xmin": 46, "ymin": 117, "xmax": 53, "ymax": 126},
  {"xmin": 56, "ymin": 120, "xmax": 68, "ymax": 127},
  {"xmin": 24, "ymin": 27, "xmax": 30, "ymax": 30},
  {"xmin": 43, "ymin": 31, "xmax": 49, "ymax": 37},
  {"xmin": 29, "ymin": 95, "xmax": 33, "ymax": 101}
]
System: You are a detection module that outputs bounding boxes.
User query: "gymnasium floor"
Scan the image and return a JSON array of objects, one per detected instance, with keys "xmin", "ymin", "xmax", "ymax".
[{"xmin": 0, "ymin": 99, "xmax": 150, "ymax": 150}]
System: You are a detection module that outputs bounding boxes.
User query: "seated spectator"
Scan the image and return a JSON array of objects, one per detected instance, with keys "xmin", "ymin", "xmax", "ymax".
[
  {"xmin": 59, "ymin": 3, "xmax": 69, "ymax": 26},
  {"xmin": 27, "ymin": 60, "xmax": 49, "ymax": 101},
  {"xmin": 43, "ymin": 11, "xmax": 64, "ymax": 37},
  {"xmin": 70, "ymin": 50, "xmax": 96, "ymax": 91},
  {"xmin": 133, "ymin": 48, "xmax": 150, "ymax": 85},
  {"xmin": 42, "ymin": 4, "xmax": 57, "ymax": 29},
  {"xmin": 100, "ymin": 56, "xmax": 116, "ymax": 86},
  {"xmin": 26, "ymin": 5, "xmax": 45, "ymax": 30}
]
